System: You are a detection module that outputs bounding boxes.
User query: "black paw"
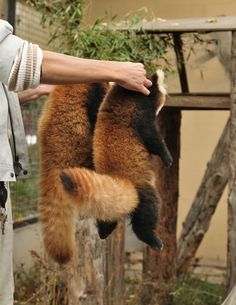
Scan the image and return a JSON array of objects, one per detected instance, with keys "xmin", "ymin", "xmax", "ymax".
[
  {"xmin": 163, "ymin": 152, "xmax": 173, "ymax": 168},
  {"xmin": 150, "ymin": 233, "xmax": 164, "ymax": 251},
  {"xmin": 97, "ymin": 220, "xmax": 118, "ymax": 239},
  {"xmin": 132, "ymin": 226, "xmax": 164, "ymax": 251}
]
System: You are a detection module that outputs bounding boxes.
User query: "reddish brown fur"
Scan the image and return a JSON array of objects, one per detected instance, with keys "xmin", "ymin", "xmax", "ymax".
[
  {"xmin": 39, "ymin": 84, "xmax": 138, "ymax": 264},
  {"xmin": 93, "ymin": 75, "xmax": 170, "ymax": 250},
  {"xmin": 39, "ymin": 84, "xmax": 94, "ymax": 264},
  {"xmin": 94, "ymin": 86, "xmax": 155, "ymax": 187}
]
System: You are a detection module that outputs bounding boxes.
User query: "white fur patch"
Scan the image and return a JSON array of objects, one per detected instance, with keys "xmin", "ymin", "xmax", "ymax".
[
  {"xmin": 156, "ymin": 69, "xmax": 167, "ymax": 116},
  {"xmin": 156, "ymin": 69, "xmax": 167, "ymax": 95}
]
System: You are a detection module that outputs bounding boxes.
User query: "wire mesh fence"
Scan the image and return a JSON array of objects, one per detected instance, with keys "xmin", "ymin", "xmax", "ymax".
[
  {"xmin": 10, "ymin": 1, "xmax": 50, "ymax": 223},
  {"xmin": 10, "ymin": 102, "xmax": 45, "ymax": 223},
  {"xmin": 15, "ymin": 0, "xmax": 50, "ymax": 50}
]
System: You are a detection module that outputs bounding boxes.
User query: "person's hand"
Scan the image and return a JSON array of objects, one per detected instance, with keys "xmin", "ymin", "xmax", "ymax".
[
  {"xmin": 113, "ymin": 62, "xmax": 152, "ymax": 95},
  {"xmin": 18, "ymin": 84, "xmax": 55, "ymax": 104},
  {"xmin": 36, "ymin": 84, "xmax": 55, "ymax": 97}
]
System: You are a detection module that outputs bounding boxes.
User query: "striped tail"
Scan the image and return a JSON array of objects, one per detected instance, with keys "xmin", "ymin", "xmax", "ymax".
[
  {"xmin": 39, "ymin": 170, "xmax": 78, "ymax": 264},
  {"xmin": 39, "ymin": 168, "xmax": 138, "ymax": 264},
  {"xmin": 60, "ymin": 167, "xmax": 138, "ymax": 220}
]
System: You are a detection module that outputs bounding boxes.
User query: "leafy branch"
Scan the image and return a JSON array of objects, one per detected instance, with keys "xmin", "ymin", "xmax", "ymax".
[{"xmin": 27, "ymin": 1, "xmax": 172, "ymax": 74}]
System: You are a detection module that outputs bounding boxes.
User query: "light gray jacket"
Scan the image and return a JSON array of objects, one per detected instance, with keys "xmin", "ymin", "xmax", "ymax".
[{"xmin": 0, "ymin": 20, "xmax": 30, "ymax": 181}]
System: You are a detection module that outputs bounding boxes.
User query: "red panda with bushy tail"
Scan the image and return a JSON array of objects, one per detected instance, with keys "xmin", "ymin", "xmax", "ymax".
[
  {"xmin": 61, "ymin": 69, "xmax": 173, "ymax": 253},
  {"xmin": 38, "ymin": 83, "xmax": 138, "ymax": 264}
]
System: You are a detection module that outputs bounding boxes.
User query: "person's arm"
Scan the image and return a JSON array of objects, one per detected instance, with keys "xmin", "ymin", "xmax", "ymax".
[
  {"xmin": 18, "ymin": 84, "xmax": 55, "ymax": 104},
  {"xmin": 0, "ymin": 20, "xmax": 152, "ymax": 95},
  {"xmin": 41, "ymin": 51, "xmax": 152, "ymax": 95}
]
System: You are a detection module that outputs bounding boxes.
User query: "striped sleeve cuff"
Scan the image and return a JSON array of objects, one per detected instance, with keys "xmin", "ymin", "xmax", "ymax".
[{"xmin": 7, "ymin": 41, "xmax": 43, "ymax": 92}]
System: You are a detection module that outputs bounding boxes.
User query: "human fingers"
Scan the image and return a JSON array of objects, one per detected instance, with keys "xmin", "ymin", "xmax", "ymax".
[
  {"xmin": 39, "ymin": 84, "xmax": 56, "ymax": 95},
  {"xmin": 139, "ymin": 85, "xmax": 150, "ymax": 96},
  {"xmin": 144, "ymin": 78, "xmax": 152, "ymax": 88}
]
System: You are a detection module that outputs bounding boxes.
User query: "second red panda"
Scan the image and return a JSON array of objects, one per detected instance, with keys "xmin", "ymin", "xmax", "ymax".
[{"xmin": 61, "ymin": 69, "xmax": 172, "ymax": 251}]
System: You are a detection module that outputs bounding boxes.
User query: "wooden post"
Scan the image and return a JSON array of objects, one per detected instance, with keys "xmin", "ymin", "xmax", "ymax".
[
  {"xmin": 142, "ymin": 109, "xmax": 181, "ymax": 305},
  {"xmin": 173, "ymin": 33, "xmax": 189, "ymax": 93},
  {"xmin": 7, "ymin": 0, "xmax": 16, "ymax": 29},
  {"xmin": 227, "ymin": 30, "xmax": 236, "ymax": 291},
  {"xmin": 177, "ymin": 119, "xmax": 229, "ymax": 274},
  {"xmin": 106, "ymin": 221, "xmax": 125, "ymax": 305},
  {"xmin": 65, "ymin": 219, "xmax": 106, "ymax": 305}
]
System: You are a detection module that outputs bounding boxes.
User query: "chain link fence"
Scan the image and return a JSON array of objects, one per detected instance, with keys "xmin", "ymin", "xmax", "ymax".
[{"xmin": 10, "ymin": 102, "xmax": 45, "ymax": 224}]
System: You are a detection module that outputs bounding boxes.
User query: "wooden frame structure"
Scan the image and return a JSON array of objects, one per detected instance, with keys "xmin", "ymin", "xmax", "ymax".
[{"xmin": 119, "ymin": 16, "xmax": 236, "ymax": 303}]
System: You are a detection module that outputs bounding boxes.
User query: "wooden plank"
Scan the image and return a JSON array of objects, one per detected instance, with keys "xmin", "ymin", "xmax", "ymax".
[
  {"xmin": 227, "ymin": 30, "xmax": 236, "ymax": 291},
  {"xmin": 166, "ymin": 93, "xmax": 230, "ymax": 110},
  {"xmin": 114, "ymin": 16, "xmax": 236, "ymax": 33}
]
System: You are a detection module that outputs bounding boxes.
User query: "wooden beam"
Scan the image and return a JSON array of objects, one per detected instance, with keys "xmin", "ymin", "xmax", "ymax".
[
  {"xmin": 113, "ymin": 16, "xmax": 236, "ymax": 34},
  {"xmin": 227, "ymin": 30, "xmax": 236, "ymax": 291},
  {"xmin": 166, "ymin": 93, "xmax": 230, "ymax": 110}
]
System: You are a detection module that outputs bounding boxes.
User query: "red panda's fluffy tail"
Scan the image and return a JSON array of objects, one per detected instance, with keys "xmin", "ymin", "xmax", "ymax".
[
  {"xmin": 39, "ymin": 169, "xmax": 77, "ymax": 265},
  {"xmin": 39, "ymin": 168, "xmax": 138, "ymax": 264},
  {"xmin": 60, "ymin": 167, "xmax": 138, "ymax": 220}
]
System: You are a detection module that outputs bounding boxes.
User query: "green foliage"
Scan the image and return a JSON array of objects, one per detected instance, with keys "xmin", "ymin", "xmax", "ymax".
[
  {"xmin": 26, "ymin": 0, "xmax": 171, "ymax": 74},
  {"xmin": 166, "ymin": 273, "xmax": 226, "ymax": 305},
  {"xmin": 124, "ymin": 273, "xmax": 226, "ymax": 305},
  {"xmin": 65, "ymin": 22, "xmax": 170, "ymax": 75}
]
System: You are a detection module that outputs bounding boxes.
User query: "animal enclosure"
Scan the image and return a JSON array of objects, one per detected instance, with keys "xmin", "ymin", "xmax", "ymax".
[{"xmin": 3, "ymin": 1, "xmax": 236, "ymax": 303}]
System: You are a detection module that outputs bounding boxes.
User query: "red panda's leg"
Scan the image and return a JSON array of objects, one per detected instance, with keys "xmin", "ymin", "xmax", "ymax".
[
  {"xmin": 138, "ymin": 121, "xmax": 173, "ymax": 168},
  {"xmin": 131, "ymin": 184, "xmax": 163, "ymax": 251}
]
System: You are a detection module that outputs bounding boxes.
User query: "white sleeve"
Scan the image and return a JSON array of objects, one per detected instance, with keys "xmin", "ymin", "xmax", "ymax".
[
  {"xmin": 7, "ymin": 41, "xmax": 43, "ymax": 91},
  {"xmin": 0, "ymin": 19, "xmax": 43, "ymax": 92}
]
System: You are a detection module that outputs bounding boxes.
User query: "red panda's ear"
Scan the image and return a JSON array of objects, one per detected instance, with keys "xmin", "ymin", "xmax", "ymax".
[{"xmin": 155, "ymin": 69, "xmax": 167, "ymax": 116}]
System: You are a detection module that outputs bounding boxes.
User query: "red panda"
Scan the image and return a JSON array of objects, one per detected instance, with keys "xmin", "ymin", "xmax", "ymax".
[
  {"xmin": 38, "ymin": 83, "xmax": 138, "ymax": 264},
  {"xmin": 61, "ymin": 70, "xmax": 173, "ymax": 251}
]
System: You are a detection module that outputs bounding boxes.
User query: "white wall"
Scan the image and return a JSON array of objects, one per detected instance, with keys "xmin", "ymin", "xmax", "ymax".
[{"xmin": 13, "ymin": 223, "xmax": 44, "ymax": 269}]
